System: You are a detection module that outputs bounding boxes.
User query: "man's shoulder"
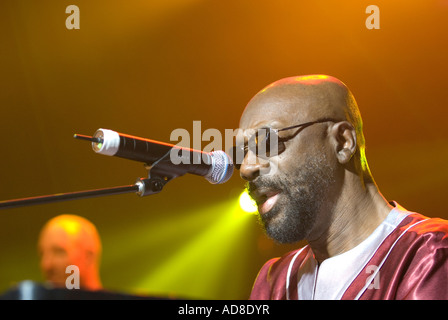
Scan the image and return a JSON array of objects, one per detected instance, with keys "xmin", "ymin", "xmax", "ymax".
[
  {"xmin": 371, "ymin": 212, "xmax": 448, "ymax": 299},
  {"xmin": 417, "ymin": 215, "xmax": 448, "ymax": 232},
  {"xmin": 390, "ymin": 211, "xmax": 448, "ymax": 264},
  {"xmin": 401, "ymin": 212, "xmax": 448, "ymax": 242}
]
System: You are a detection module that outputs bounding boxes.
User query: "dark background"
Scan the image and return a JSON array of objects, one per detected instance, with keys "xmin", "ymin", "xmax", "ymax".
[{"xmin": 1, "ymin": 1, "xmax": 447, "ymax": 299}]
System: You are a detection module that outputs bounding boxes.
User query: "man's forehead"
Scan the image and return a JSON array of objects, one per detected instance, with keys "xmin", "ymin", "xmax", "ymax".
[
  {"xmin": 240, "ymin": 107, "xmax": 292, "ymax": 130},
  {"xmin": 39, "ymin": 224, "xmax": 73, "ymax": 246},
  {"xmin": 240, "ymin": 90, "xmax": 314, "ymax": 129}
]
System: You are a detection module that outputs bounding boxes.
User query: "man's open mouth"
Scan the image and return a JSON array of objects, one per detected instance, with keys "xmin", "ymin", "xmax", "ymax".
[{"xmin": 249, "ymin": 188, "xmax": 281, "ymax": 215}]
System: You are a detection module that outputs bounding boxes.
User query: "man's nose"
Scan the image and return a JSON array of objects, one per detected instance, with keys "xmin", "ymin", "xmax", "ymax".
[{"xmin": 239, "ymin": 152, "xmax": 270, "ymax": 181}]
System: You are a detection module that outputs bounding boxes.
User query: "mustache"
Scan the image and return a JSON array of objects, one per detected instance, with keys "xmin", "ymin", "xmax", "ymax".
[{"xmin": 246, "ymin": 177, "xmax": 283, "ymax": 197}]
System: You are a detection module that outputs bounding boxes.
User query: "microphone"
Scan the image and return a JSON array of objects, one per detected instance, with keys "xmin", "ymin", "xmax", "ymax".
[{"xmin": 74, "ymin": 129, "xmax": 234, "ymax": 184}]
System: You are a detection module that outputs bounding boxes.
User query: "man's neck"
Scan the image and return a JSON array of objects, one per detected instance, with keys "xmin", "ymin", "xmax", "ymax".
[{"xmin": 307, "ymin": 174, "xmax": 392, "ymax": 264}]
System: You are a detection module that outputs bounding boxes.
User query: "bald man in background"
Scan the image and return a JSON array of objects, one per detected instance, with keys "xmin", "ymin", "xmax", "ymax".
[
  {"xmin": 237, "ymin": 75, "xmax": 448, "ymax": 299},
  {"xmin": 38, "ymin": 214, "xmax": 102, "ymax": 291}
]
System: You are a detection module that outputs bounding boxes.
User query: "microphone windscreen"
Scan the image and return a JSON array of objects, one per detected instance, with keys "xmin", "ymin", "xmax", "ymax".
[{"xmin": 206, "ymin": 151, "xmax": 234, "ymax": 184}]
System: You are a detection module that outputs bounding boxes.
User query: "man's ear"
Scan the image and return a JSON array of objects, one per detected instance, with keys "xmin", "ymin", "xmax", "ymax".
[{"xmin": 329, "ymin": 121, "xmax": 357, "ymax": 164}]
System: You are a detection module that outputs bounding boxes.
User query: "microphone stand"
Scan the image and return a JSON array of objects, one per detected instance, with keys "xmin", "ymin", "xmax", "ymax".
[
  {"xmin": 0, "ymin": 135, "xmax": 182, "ymax": 210},
  {"xmin": 0, "ymin": 178, "xmax": 161, "ymax": 210}
]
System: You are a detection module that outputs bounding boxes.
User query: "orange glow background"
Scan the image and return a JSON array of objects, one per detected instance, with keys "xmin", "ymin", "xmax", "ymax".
[{"xmin": 0, "ymin": 1, "xmax": 447, "ymax": 299}]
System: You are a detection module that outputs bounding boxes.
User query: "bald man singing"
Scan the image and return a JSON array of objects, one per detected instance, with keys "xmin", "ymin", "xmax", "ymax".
[
  {"xmin": 38, "ymin": 214, "xmax": 102, "ymax": 291},
  {"xmin": 237, "ymin": 75, "xmax": 448, "ymax": 300}
]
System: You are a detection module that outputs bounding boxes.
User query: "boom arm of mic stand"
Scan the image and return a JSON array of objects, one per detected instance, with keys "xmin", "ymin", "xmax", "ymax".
[
  {"xmin": 0, "ymin": 184, "xmax": 138, "ymax": 210},
  {"xmin": 0, "ymin": 146, "xmax": 182, "ymax": 210},
  {"xmin": 0, "ymin": 176, "xmax": 169, "ymax": 210}
]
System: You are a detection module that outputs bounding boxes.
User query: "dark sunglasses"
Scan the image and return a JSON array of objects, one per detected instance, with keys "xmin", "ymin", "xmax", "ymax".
[{"xmin": 231, "ymin": 118, "xmax": 339, "ymax": 170}]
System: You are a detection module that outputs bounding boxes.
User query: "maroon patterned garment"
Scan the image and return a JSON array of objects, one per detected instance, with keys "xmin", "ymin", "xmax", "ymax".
[{"xmin": 250, "ymin": 203, "xmax": 448, "ymax": 300}]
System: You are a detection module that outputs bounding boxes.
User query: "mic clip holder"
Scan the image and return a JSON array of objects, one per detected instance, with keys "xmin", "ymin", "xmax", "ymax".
[
  {"xmin": 136, "ymin": 148, "xmax": 187, "ymax": 196},
  {"xmin": 137, "ymin": 164, "xmax": 179, "ymax": 197}
]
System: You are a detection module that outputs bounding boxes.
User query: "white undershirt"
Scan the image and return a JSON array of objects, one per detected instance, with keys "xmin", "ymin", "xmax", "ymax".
[{"xmin": 293, "ymin": 207, "xmax": 410, "ymax": 300}]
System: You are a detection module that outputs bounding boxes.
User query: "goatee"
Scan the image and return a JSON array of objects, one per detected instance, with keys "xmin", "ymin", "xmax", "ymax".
[{"xmin": 248, "ymin": 153, "xmax": 336, "ymax": 244}]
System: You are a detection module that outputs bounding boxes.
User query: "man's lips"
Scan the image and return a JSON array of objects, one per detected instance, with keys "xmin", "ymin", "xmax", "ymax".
[
  {"xmin": 249, "ymin": 189, "xmax": 280, "ymax": 215},
  {"xmin": 258, "ymin": 193, "xmax": 279, "ymax": 215}
]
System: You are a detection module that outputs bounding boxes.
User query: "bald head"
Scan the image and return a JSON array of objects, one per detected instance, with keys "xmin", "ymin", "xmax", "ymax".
[
  {"xmin": 240, "ymin": 75, "xmax": 368, "ymax": 175},
  {"xmin": 39, "ymin": 214, "xmax": 102, "ymax": 255},
  {"xmin": 38, "ymin": 214, "xmax": 102, "ymax": 290},
  {"xmin": 242, "ymin": 75, "xmax": 361, "ymax": 134},
  {"xmin": 244, "ymin": 75, "xmax": 350, "ymax": 120}
]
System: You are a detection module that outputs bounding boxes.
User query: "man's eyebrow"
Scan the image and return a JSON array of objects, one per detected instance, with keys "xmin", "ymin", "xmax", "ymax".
[
  {"xmin": 255, "ymin": 126, "xmax": 273, "ymax": 132},
  {"xmin": 255, "ymin": 121, "xmax": 282, "ymax": 130}
]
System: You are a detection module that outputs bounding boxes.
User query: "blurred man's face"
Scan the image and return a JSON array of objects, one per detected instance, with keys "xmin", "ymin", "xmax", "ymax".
[{"xmin": 38, "ymin": 226, "xmax": 85, "ymax": 288}]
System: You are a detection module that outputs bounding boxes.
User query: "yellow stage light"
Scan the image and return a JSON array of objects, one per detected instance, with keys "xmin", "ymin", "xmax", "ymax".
[
  {"xmin": 131, "ymin": 201, "xmax": 255, "ymax": 299},
  {"xmin": 239, "ymin": 190, "xmax": 258, "ymax": 214}
]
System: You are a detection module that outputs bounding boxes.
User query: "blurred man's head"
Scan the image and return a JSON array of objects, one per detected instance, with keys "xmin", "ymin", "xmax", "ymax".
[{"xmin": 38, "ymin": 214, "xmax": 102, "ymax": 290}]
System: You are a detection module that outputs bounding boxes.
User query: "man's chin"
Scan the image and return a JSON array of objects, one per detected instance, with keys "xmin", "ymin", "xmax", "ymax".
[
  {"xmin": 261, "ymin": 209, "xmax": 292, "ymax": 243},
  {"xmin": 45, "ymin": 279, "xmax": 67, "ymax": 288},
  {"xmin": 261, "ymin": 207, "xmax": 314, "ymax": 244}
]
